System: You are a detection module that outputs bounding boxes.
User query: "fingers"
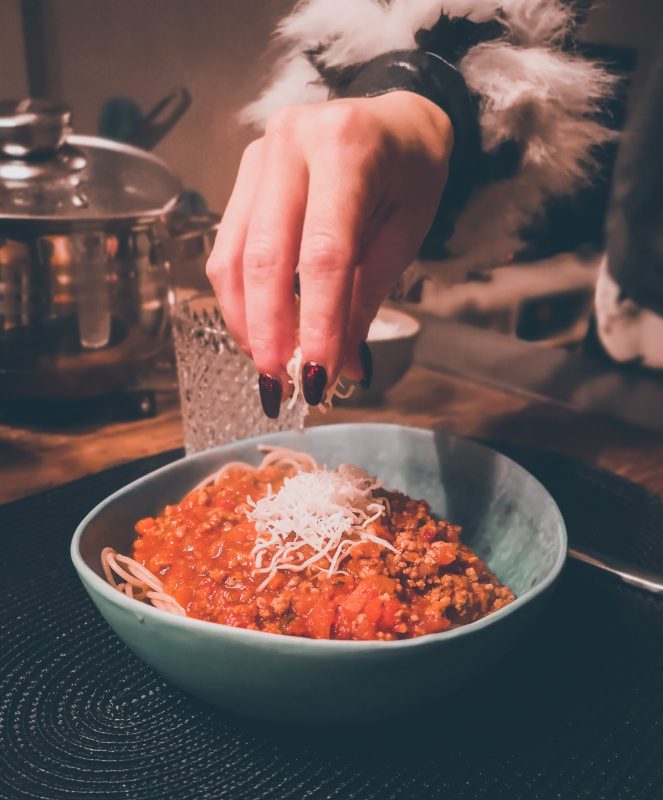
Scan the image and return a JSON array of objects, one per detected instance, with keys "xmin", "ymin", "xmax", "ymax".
[
  {"xmin": 342, "ymin": 205, "xmax": 432, "ymax": 382},
  {"xmin": 209, "ymin": 96, "xmax": 448, "ymax": 416},
  {"xmin": 297, "ymin": 109, "xmax": 378, "ymax": 402},
  {"xmin": 243, "ymin": 110, "xmax": 308, "ymax": 379},
  {"xmin": 206, "ymin": 139, "xmax": 262, "ymax": 354}
]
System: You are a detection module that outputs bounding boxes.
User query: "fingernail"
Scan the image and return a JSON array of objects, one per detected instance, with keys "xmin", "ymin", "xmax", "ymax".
[
  {"xmin": 302, "ymin": 362, "xmax": 327, "ymax": 406},
  {"xmin": 258, "ymin": 373, "xmax": 282, "ymax": 419},
  {"xmin": 359, "ymin": 340, "xmax": 373, "ymax": 389}
]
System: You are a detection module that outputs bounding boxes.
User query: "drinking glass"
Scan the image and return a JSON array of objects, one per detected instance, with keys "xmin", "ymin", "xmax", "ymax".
[{"xmin": 171, "ymin": 293, "xmax": 305, "ymax": 453}]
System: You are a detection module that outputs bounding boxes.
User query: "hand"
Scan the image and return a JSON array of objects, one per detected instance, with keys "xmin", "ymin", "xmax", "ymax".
[{"xmin": 206, "ymin": 91, "xmax": 453, "ymax": 412}]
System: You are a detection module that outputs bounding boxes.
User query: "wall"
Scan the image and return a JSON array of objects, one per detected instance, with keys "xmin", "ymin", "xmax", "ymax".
[
  {"xmin": 49, "ymin": 0, "xmax": 294, "ymax": 212},
  {"xmin": 1, "ymin": 0, "xmax": 290, "ymax": 211},
  {"xmin": 0, "ymin": 0, "xmax": 28, "ymax": 98}
]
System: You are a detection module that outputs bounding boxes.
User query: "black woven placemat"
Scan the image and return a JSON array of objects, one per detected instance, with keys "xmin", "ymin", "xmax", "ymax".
[{"xmin": 1, "ymin": 444, "xmax": 663, "ymax": 800}]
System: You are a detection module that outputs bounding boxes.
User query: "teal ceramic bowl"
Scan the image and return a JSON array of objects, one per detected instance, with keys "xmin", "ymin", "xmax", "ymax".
[{"xmin": 71, "ymin": 424, "xmax": 566, "ymax": 723}]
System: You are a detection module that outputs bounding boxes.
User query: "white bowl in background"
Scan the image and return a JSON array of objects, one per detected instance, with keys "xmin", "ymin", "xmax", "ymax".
[{"xmin": 342, "ymin": 305, "xmax": 421, "ymax": 404}]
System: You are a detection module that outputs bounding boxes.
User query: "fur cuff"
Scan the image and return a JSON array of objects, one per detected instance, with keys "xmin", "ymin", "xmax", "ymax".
[{"xmin": 242, "ymin": 0, "xmax": 616, "ymax": 271}]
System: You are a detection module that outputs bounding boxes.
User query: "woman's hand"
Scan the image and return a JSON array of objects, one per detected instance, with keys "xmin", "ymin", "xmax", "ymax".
[{"xmin": 206, "ymin": 90, "xmax": 453, "ymax": 414}]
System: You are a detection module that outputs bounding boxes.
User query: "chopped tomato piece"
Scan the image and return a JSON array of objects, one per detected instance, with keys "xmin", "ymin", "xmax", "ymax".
[
  {"xmin": 285, "ymin": 618, "xmax": 307, "ymax": 637},
  {"xmin": 380, "ymin": 599, "xmax": 401, "ymax": 630},
  {"xmin": 305, "ymin": 600, "xmax": 336, "ymax": 639},
  {"xmin": 224, "ymin": 605, "xmax": 255, "ymax": 628},
  {"xmin": 172, "ymin": 585, "xmax": 193, "ymax": 606},
  {"xmin": 265, "ymin": 572, "xmax": 286, "ymax": 590},
  {"xmin": 353, "ymin": 615, "xmax": 378, "ymax": 640},
  {"xmin": 422, "ymin": 605, "xmax": 451, "ymax": 633},
  {"xmin": 135, "ymin": 518, "xmax": 155, "ymax": 535},
  {"xmin": 129, "ymin": 459, "xmax": 515, "ymax": 641},
  {"xmin": 291, "ymin": 591, "xmax": 317, "ymax": 616},
  {"xmin": 433, "ymin": 542, "xmax": 457, "ymax": 566},
  {"xmin": 340, "ymin": 575, "xmax": 395, "ymax": 620},
  {"xmin": 419, "ymin": 525, "xmax": 437, "ymax": 543},
  {"xmin": 364, "ymin": 596, "xmax": 384, "ymax": 625}
]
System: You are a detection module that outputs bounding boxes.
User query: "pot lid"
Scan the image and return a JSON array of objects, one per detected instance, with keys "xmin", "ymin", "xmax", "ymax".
[{"xmin": 0, "ymin": 99, "xmax": 181, "ymax": 222}]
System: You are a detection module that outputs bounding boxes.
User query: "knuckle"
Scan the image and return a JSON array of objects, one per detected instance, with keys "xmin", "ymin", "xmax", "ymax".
[
  {"xmin": 319, "ymin": 103, "xmax": 360, "ymax": 136},
  {"xmin": 243, "ymin": 240, "xmax": 279, "ymax": 277},
  {"xmin": 265, "ymin": 106, "xmax": 299, "ymax": 138},
  {"xmin": 303, "ymin": 317, "xmax": 342, "ymax": 345},
  {"xmin": 316, "ymin": 103, "xmax": 372, "ymax": 148},
  {"xmin": 300, "ymin": 233, "xmax": 353, "ymax": 275}
]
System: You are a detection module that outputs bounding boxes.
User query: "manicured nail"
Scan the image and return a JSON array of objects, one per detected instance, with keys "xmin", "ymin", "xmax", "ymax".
[
  {"xmin": 359, "ymin": 340, "xmax": 373, "ymax": 389},
  {"xmin": 302, "ymin": 362, "xmax": 327, "ymax": 406},
  {"xmin": 258, "ymin": 373, "xmax": 282, "ymax": 419}
]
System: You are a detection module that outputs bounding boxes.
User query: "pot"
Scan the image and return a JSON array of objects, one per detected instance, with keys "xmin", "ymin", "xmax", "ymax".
[
  {"xmin": 167, "ymin": 208, "xmax": 220, "ymax": 295},
  {"xmin": 0, "ymin": 98, "xmax": 182, "ymax": 399}
]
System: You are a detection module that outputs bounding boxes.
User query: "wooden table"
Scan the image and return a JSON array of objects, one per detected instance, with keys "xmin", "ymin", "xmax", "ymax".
[{"xmin": 1, "ymin": 365, "xmax": 662, "ymax": 504}]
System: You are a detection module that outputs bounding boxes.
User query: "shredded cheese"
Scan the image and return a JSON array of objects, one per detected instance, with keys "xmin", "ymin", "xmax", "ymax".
[
  {"xmin": 247, "ymin": 463, "xmax": 395, "ymax": 590},
  {"xmin": 286, "ymin": 346, "xmax": 355, "ymax": 413}
]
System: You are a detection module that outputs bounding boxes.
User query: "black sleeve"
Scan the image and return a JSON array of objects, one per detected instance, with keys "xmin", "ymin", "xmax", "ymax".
[
  {"xmin": 605, "ymin": 42, "xmax": 663, "ymax": 317},
  {"xmin": 321, "ymin": 49, "xmax": 481, "ymax": 245}
]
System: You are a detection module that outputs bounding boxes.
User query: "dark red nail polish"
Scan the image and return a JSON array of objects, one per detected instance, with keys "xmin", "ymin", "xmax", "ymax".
[
  {"xmin": 359, "ymin": 340, "xmax": 373, "ymax": 389},
  {"xmin": 302, "ymin": 362, "xmax": 327, "ymax": 406},
  {"xmin": 258, "ymin": 373, "xmax": 282, "ymax": 419}
]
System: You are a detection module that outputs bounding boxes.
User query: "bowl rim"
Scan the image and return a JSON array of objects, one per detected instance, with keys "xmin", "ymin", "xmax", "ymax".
[
  {"xmin": 71, "ymin": 423, "xmax": 567, "ymax": 652},
  {"xmin": 367, "ymin": 306, "xmax": 421, "ymax": 342}
]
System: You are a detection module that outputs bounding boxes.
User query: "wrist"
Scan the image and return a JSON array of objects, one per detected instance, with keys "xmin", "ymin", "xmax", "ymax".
[
  {"xmin": 372, "ymin": 90, "xmax": 454, "ymax": 166},
  {"xmin": 327, "ymin": 49, "xmax": 480, "ymax": 241}
]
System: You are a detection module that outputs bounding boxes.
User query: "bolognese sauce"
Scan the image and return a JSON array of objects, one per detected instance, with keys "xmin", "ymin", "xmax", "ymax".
[{"xmin": 127, "ymin": 460, "xmax": 514, "ymax": 641}]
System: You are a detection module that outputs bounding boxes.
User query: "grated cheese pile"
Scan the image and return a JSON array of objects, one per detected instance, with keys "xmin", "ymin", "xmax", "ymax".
[{"xmin": 247, "ymin": 464, "xmax": 396, "ymax": 590}]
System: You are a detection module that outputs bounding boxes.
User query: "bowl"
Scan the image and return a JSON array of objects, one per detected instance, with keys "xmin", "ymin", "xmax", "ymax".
[
  {"xmin": 71, "ymin": 423, "xmax": 566, "ymax": 723},
  {"xmin": 341, "ymin": 306, "xmax": 421, "ymax": 403}
]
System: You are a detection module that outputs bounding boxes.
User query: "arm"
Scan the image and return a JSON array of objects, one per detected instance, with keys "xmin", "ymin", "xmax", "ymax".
[{"xmin": 208, "ymin": 0, "xmax": 615, "ymax": 417}]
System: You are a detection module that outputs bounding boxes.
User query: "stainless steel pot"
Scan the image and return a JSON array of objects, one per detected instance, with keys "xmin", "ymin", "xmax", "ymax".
[
  {"xmin": 167, "ymin": 210, "xmax": 220, "ymax": 294},
  {"xmin": 0, "ymin": 98, "xmax": 181, "ymax": 398}
]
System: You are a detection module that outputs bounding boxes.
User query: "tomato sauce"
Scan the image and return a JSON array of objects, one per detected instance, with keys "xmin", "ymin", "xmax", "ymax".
[{"xmin": 133, "ymin": 466, "xmax": 514, "ymax": 640}]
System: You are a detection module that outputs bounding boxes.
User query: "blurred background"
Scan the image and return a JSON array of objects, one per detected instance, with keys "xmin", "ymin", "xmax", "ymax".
[
  {"xmin": 2, "ymin": 0, "xmax": 661, "ymax": 209},
  {"xmin": 1, "ymin": 0, "xmax": 295, "ymax": 208},
  {"xmin": 1, "ymin": 0, "xmax": 663, "ymax": 432}
]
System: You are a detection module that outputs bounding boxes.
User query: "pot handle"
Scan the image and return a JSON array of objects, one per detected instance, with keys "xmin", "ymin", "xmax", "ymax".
[{"xmin": 127, "ymin": 88, "xmax": 192, "ymax": 151}]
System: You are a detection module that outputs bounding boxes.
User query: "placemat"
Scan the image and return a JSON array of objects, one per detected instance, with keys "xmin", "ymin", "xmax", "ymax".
[{"xmin": 1, "ymin": 444, "xmax": 662, "ymax": 800}]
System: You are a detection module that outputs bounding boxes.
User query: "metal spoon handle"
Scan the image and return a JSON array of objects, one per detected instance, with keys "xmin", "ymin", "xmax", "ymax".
[{"xmin": 568, "ymin": 547, "xmax": 663, "ymax": 595}]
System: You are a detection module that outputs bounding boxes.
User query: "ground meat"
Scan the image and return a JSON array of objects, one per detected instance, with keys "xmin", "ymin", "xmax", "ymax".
[{"xmin": 133, "ymin": 469, "xmax": 515, "ymax": 641}]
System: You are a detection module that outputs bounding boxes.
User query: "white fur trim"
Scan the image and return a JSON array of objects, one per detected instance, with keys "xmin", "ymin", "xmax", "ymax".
[
  {"xmin": 241, "ymin": 55, "xmax": 328, "ymax": 129},
  {"xmin": 595, "ymin": 258, "xmax": 663, "ymax": 369},
  {"xmin": 444, "ymin": 41, "xmax": 615, "ymax": 267},
  {"xmin": 242, "ymin": 0, "xmax": 616, "ymax": 270}
]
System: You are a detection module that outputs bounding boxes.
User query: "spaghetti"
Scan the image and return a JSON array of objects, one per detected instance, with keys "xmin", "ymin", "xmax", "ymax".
[
  {"xmin": 100, "ymin": 446, "xmax": 515, "ymax": 639},
  {"xmin": 102, "ymin": 446, "xmax": 339, "ymax": 613},
  {"xmin": 101, "ymin": 547, "xmax": 186, "ymax": 615}
]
